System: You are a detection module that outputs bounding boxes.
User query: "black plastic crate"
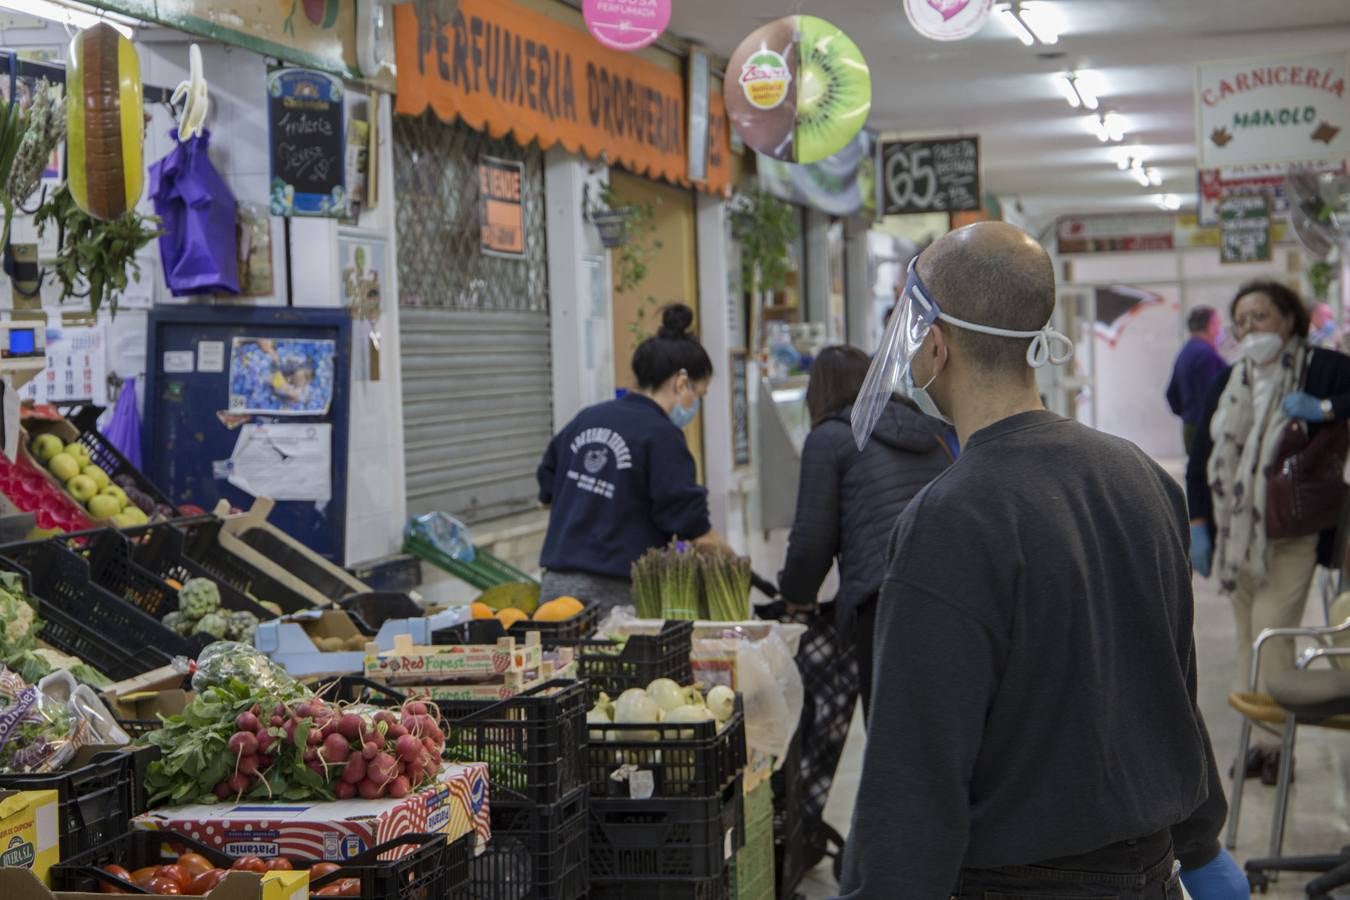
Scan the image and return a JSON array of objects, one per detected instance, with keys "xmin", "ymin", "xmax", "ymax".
[
  {"xmin": 237, "ymin": 527, "xmax": 360, "ymax": 601},
  {"xmin": 439, "ymin": 679, "xmax": 588, "ymax": 806},
  {"xmin": 588, "ymin": 777, "xmax": 744, "ymax": 881},
  {"xmin": 1, "ymin": 540, "xmax": 200, "ymax": 659},
  {"xmin": 52, "ymin": 826, "xmax": 470, "ymax": 899},
  {"xmin": 341, "ymin": 591, "xmax": 425, "ymax": 633},
  {"xmin": 76, "ymin": 428, "xmax": 178, "ymax": 516},
  {"xmin": 179, "ymin": 516, "xmax": 319, "ymax": 613},
  {"xmin": 771, "ymin": 726, "xmax": 806, "ymax": 899},
  {"xmin": 0, "ymin": 745, "xmax": 134, "ymax": 858},
  {"xmin": 436, "ymin": 602, "xmax": 599, "ymax": 648},
  {"xmin": 455, "ymin": 786, "xmax": 588, "ymax": 900},
  {"xmin": 574, "ymin": 620, "xmax": 693, "ymax": 702},
  {"xmin": 589, "ymin": 872, "xmax": 731, "ymax": 900},
  {"xmin": 0, "ymin": 554, "xmax": 172, "ymax": 681},
  {"xmin": 587, "ymin": 695, "xmax": 746, "ymax": 799},
  {"xmin": 349, "ymin": 554, "xmax": 423, "ymax": 592},
  {"xmin": 128, "ymin": 522, "xmax": 278, "ymax": 622},
  {"xmin": 78, "ymin": 530, "xmax": 182, "ymax": 619}
]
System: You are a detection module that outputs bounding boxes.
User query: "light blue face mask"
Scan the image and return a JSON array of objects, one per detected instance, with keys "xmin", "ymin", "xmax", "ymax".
[
  {"xmin": 903, "ymin": 363, "xmax": 951, "ymax": 426},
  {"xmin": 670, "ymin": 397, "xmax": 700, "ymax": 429}
]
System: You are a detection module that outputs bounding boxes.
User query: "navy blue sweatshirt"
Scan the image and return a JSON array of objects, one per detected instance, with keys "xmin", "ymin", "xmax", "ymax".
[
  {"xmin": 1166, "ymin": 337, "xmax": 1228, "ymax": 425},
  {"xmin": 538, "ymin": 394, "xmax": 710, "ymax": 579}
]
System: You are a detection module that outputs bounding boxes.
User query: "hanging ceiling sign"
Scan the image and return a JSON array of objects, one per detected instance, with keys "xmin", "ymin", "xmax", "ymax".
[
  {"xmin": 757, "ymin": 129, "xmax": 880, "ymax": 218},
  {"xmin": 1196, "ymin": 50, "xmax": 1350, "ymax": 168},
  {"xmin": 881, "ymin": 136, "xmax": 980, "ymax": 215},
  {"xmin": 394, "ymin": 0, "xmax": 732, "ymax": 195},
  {"xmin": 583, "ymin": 0, "xmax": 671, "ymax": 52},
  {"xmin": 1057, "ymin": 213, "xmax": 1176, "ymax": 254},
  {"xmin": 723, "ymin": 15, "xmax": 872, "ymax": 165},
  {"xmin": 903, "ymin": 0, "xmax": 994, "ymax": 41}
]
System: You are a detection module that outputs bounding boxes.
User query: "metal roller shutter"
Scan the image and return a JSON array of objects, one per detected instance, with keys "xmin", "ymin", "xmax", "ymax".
[{"xmin": 394, "ymin": 114, "xmax": 553, "ymax": 523}]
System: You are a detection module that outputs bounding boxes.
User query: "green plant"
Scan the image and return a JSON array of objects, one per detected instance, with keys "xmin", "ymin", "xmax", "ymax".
[
  {"xmin": 34, "ymin": 183, "xmax": 161, "ymax": 316},
  {"xmin": 597, "ymin": 181, "xmax": 665, "ymax": 343},
  {"xmin": 730, "ymin": 188, "xmax": 798, "ymax": 295},
  {"xmin": 1309, "ymin": 259, "xmax": 1337, "ymax": 302}
]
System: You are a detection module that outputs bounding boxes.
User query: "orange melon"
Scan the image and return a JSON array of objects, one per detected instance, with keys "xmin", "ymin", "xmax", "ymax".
[
  {"xmin": 469, "ymin": 602, "xmax": 495, "ymax": 620},
  {"xmin": 495, "ymin": 607, "xmax": 530, "ymax": 629}
]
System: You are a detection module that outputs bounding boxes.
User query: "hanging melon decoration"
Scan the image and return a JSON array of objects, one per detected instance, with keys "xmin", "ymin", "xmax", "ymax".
[{"xmin": 66, "ymin": 23, "xmax": 144, "ymax": 221}]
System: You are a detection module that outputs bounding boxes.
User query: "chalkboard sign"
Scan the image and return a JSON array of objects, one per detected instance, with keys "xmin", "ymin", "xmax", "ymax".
[
  {"xmin": 269, "ymin": 68, "xmax": 346, "ymax": 218},
  {"xmin": 881, "ymin": 136, "xmax": 981, "ymax": 215},
  {"xmin": 1219, "ymin": 192, "xmax": 1272, "ymax": 264},
  {"xmin": 730, "ymin": 350, "xmax": 750, "ymax": 468}
]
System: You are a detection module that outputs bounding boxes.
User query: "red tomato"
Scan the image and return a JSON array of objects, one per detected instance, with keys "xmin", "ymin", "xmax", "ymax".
[
  {"xmin": 130, "ymin": 867, "xmax": 161, "ymax": 888},
  {"xmin": 313, "ymin": 887, "xmax": 344, "ymax": 897},
  {"xmin": 157, "ymin": 865, "xmax": 190, "ymax": 888},
  {"xmin": 99, "ymin": 863, "xmax": 133, "ymax": 893},
  {"xmin": 263, "ymin": 857, "xmax": 294, "ymax": 871},
  {"xmin": 186, "ymin": 869, "xmax": 228, "ymax": 895},
  {"xmin": 310, "ymin": 862, "xmax": 341, "ymax": 878},
  {"xmin": 176, "ymin": 853, "xmax": 214, "ymax": 879},
  {"xmin": 231, "ymin": 856, "xmax": 268, "ymax": 874},
  {"xmin": 338, "ymin": 878, "xmax": 362, "ymax": 896},
  {"xmin": 145, "ymin": 876, "xmax": 183, "ymax": 895}
]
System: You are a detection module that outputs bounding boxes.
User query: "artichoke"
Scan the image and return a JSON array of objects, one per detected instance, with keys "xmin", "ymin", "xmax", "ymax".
[
  {"xmin": 226, "ymin": 610, "xmax": 260, "ymax": 641},
  {"xmin": 191, "ymin": 612, "xmax": 229, "ymax": 639},
  {"xmin": 179, "ymin": 578, "xmax": 220, "ymax": 620}
]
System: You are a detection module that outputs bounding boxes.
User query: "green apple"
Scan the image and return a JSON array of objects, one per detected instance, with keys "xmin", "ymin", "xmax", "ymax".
[
  {"xmin": 112, "ymin": 512, "xmax": 136, "ymax": 528},
  {"xmin": 87, "ymin": 493, "xmax": 122, "ymax": 519},
  {"xmin": 119, "ymin": 507, "xmax": 149, "ymax": 526},
  {"xmin": 48, "ymin": 453, "xmax": 81, "ymax": 483},
  {"xmin": 64, "ymin": 442, "xmax": 90, "ymax": 464},
  {"xmin": 100, "ymin": 485, "xmax": 129, "ymax": 511},
  {"xmin": 82, "ymin": 466, "xmax": 110, "ymax": 492},
  {"xmin": 31, "ymin": 434, "xmax": 64, "ymax": 462},
  {"xmin": 67, "ymin": 474, "xmax": 98, "ymax": 503}
]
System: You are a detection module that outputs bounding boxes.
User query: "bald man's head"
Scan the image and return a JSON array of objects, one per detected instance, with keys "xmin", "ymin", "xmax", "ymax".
[{"xmin": 917, "ymin": 222, "xmax": 1057, "ymax": 376}]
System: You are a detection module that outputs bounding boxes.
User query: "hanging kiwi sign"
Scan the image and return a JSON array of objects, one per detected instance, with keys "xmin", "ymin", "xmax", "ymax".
[
  {"xmin": 723, "ymin": 15, "xmax": 872, "ymax": 166},
  {"xmin": 881, "ymin": 136, "xmax": 981, "ymax": 215}
]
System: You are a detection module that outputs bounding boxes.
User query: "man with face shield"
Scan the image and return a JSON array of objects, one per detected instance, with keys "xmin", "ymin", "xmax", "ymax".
[{"xmin": 835, "ymin": 223, "xmax": 1241, "ymax": 899}]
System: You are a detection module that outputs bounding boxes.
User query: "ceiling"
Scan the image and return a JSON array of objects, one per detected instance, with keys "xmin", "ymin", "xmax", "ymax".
[{"xmin": 666, "ymin": 0, "xmax": 1350, "ymax": 228}]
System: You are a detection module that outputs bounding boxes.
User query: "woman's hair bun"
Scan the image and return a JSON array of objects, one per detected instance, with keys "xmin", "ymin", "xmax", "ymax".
[{"xmin": 657, "ymin": 304, "xmax": 695, "ymax": 340}]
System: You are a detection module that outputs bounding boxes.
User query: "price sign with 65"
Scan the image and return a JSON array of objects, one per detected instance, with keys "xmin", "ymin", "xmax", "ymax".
[{"xmin": 882, "ymin": 136, "xmax": 981, "ymax": 215}]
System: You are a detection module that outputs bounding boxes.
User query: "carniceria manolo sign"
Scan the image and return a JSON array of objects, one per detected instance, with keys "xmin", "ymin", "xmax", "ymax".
[{"xmin": 1196, "ymin": 50, "xmax": 1349, "ymax": 167}]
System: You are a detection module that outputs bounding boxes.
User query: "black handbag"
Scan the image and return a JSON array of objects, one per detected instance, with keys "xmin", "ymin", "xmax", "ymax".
[{"xmin": 1266, "ymin": 359, "xmax": 1350, "ymax": 539}]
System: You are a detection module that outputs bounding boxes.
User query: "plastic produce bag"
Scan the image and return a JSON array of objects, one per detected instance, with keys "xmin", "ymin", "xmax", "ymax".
[
  {"xmin": 149, "ymin": 129, "xmax": 240, "ymax": 296},
  {"xmin": 191, "ymin": 641, "xmax": 306, "ymax": 699},
  {"xmin": 103, "ymin": 375, "xmax": 142, "ymax": 469},
  {"xmin": 0, "ymin": 666, "xmax": 95, "ymax": 773},
  {"xmin": 405, "ymin": 512, "xmax": 475, "ymax": 563}
]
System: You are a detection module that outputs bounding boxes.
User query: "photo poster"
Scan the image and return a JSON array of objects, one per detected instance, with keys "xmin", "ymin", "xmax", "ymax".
[
  {"xmin": 343, "ymin": 118, "xmax": 371, "ymax": 221},
  {"xmin": 268, "ymin": 67, "xmax": 346, "ymax": 217},
  {"xmin": 228, "ymin": 337, "xmax": 337, "ymax": 415}
]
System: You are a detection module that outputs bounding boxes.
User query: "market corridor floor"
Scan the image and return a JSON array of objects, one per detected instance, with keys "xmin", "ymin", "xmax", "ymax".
[{"xmin": 800, "ymin": 530, "xmax": 1350, "ymax": 898}]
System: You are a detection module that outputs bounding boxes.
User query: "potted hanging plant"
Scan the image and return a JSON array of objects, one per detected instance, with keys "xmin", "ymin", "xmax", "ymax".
[
  {"xmin": 729, "ymin": 188, "xmax": 798, "ymax": 295},
  {"xmin": 1308, "ymin": 259, "xmax": 1337, "ymax": 303},
  {"xmin": 34, "ymin": 183, "xmax": 160, "ymax": 316}
]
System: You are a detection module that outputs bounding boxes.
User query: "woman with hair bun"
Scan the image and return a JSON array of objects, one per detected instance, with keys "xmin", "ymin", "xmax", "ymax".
[{"xmin": 537, "ymin": 304, "xmax": 729, "ymax": 609}]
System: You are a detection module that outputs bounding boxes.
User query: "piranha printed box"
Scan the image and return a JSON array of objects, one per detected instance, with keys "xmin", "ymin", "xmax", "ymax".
[{"xmin": 131, "ymin": 763, "xmax": 489, "ymax": 861}]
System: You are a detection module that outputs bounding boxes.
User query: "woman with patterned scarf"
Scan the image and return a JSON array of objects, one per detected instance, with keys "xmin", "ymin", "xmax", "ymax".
[{"xmin": 1187, "ymin": 280, "xmax": 1350, "ymax": 785}]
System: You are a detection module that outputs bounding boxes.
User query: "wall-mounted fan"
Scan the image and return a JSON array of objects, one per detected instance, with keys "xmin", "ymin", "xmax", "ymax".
[{"xmin": 1286, "ymin": 168, "xmax": 1350, "ymax": 261}]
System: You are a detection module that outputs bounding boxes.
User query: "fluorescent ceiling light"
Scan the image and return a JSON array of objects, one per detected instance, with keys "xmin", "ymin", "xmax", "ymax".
[
  {"xmin": 1147, "ymin": 168, "xmax": 1163, "ymax": 186},
  {"xmin": 1018, "ymin": 2, "xmax": 1060, "ymax": 44},
  {"xmin": 1074, "ymin": 73, "xmax": 1099, "ymax": 110},
  {"xmin": 1056, "ymin": 73, "xmax": 1080, "ymax": 108},
  {"xmin": 1102, "ymin": 112, "xmax": 1125, "ymax": 142},
  {"xmin": 0, "ymin": 0, "xmax": 136, "ymax": 36},
  {"xmin": 1132, "ymin": 166, "xmax": 1151, "ymax": 187},
  {"xmin": 996, "ymin": 5, "xmax": 1035, "ymax": 45},
  {"xmin": 1156, "ymin": 194, "xmax": 1181, "ymax": 211}
]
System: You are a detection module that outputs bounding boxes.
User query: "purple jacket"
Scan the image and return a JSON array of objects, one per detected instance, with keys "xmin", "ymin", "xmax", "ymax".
[{"xmin": 150, "ymin": 130, "xmax": 240, "ymax": 296}]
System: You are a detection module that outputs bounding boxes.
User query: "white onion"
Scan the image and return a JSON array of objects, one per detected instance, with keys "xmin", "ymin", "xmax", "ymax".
[
  {"xmin": 706, "ymin": 685, "xmax": 736, "ymax": 723},
  {"xmin": 661, "ymin": 704, "xmax": 714, "ymax": 740},
  {"xmin": 646, "ymin": 678, "xmax": 686, "ymax": 713}
]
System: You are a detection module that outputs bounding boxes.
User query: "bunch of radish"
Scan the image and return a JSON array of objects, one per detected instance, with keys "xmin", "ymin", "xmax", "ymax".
[{"xmin": 214, "ymin": 697, "xmax": 447, "ymax": 802}]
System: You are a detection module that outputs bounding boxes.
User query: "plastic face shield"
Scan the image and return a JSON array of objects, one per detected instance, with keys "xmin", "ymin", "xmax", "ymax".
[{"xmin": 850, "ymin": 256, "xmax": 1074, "ymax": 449}]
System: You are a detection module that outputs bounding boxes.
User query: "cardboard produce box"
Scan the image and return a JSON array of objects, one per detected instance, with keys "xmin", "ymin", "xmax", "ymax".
[
  {"xmin": 0, "ymin": 868, "xmax": 304, "ymax": 900},
  {"xmin": 254, "ymin": 609, "xmax": 371, "ymax": 677},
  {"xmin": 132, "ymin": 763, "xmax": 490, "ymax": 861},
  {"xmin": 366, "ymin": 633, "xmax": 549, "ymax": 684},
  {"xmin": 0, "ymin": 790, "xmax": 57, "ymax": 885}
]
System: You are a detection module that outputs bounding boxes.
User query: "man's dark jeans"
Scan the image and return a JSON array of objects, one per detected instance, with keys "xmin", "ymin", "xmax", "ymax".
[{"xmin": 951, "ymin": 831, "xmax": 1182, "ymax": 899}]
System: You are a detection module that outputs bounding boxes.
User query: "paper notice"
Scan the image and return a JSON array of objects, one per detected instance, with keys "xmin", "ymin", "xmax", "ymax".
[
  {"xmin": 216, "ymin": 423, "xmax": 332, "ymax": 502},
  {"xmin": 163, "ymin": 351, "xmax": 194, "ymax": 373},
  {"xmin": 197, "ymin": 341, "xmax": 226, "ymax": 373}
]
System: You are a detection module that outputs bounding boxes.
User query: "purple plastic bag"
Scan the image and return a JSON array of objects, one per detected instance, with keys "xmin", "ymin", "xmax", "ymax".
[
  {"xmin": 149, "ymin": 130, "xmax": 241, "ymax": 297},
  {"xmin": 103, "ymin": 376, "xmax": 141, "ymax": 470}
]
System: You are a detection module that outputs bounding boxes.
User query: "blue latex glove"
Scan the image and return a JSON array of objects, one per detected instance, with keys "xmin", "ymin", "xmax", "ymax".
[
  {"xmin": 1191, "ymin": 524, "xmax": 1213, "ymax": 578},
  {"xmin": 1283, "ymin": 391, "xmax": 1324, "ymax": 421},
  {"xmin": 1180, "ymin": 848, "xmax": 1250, "ymax": 899}
]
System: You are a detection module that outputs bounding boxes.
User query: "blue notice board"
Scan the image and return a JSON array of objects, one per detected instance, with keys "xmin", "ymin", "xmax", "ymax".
[{"xmin": 142, "ymin": 306, "xmax": 352, "ymax": 561}]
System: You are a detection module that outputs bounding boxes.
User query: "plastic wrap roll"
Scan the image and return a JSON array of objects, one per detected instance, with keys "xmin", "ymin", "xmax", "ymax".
[{"xmin": 67, "ymin": 23, "xmax": 144, "ymax": 221}]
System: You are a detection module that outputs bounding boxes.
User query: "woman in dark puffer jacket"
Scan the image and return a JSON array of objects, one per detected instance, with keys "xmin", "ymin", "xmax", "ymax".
[{"xmin": 779, "ymin": 345, "xmax": 956, "ymax": 719}]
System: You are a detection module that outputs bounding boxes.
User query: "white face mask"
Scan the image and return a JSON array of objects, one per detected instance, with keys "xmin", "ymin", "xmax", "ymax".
[
  {"xmin": 904, "ymin": 360, "xmax": 952, "ymax": 426},
  {"xmin": 1239, "ymin": 332, "xmax": 1284, "ymax": 365}
]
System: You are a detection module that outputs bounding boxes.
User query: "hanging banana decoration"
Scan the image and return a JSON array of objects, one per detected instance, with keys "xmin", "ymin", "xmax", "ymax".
[{"xmin": 66, "ymin": 22, "xmax": 145, "ymax": 221}]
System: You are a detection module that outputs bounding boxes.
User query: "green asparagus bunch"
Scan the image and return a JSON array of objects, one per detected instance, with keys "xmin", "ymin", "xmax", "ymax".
[
  {"xmin": 699, "ymin": 551, "xmax": 752, "ymax": 622},
  {"xmin": 630, "ymin": 547, "xmax": 665, "ymax": 619},
  {"xmin": 662, "ymin": 544, "xmax": 701, "ymax": 620}
]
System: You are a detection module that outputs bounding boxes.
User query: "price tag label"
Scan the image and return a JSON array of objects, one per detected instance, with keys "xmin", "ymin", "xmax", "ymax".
[{"xmin": 628, "ymin": 770, "xmax": 655, "ymax": 800}]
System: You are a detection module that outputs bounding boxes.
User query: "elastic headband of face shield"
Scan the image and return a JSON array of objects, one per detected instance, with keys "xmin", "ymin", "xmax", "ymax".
[{"xmin": 850, "ymin": 256, "xmax": 1074, "ymax": 449}]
